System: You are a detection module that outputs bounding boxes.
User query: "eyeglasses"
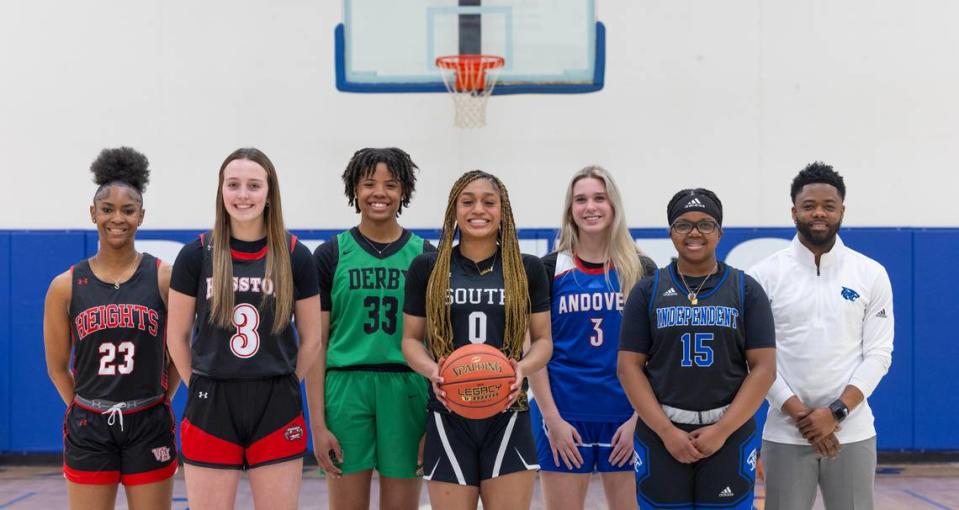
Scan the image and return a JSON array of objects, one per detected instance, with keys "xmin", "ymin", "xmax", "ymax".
[{"xmin": 670, "ymin": 220, "xmax": 719, "ymax": 234}]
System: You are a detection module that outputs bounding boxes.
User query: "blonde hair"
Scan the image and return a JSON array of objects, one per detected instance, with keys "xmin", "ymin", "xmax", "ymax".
[
  {"xmin": 209, "ymin": 148, "xmax": 294, "ymax": 334},
  {"xmin": 555, "ymin": 165, "xmax": 645, "ymax": 296},
  {"xmin": 425, "ymin": 171, "xmax": 529, "ymax": 360}
]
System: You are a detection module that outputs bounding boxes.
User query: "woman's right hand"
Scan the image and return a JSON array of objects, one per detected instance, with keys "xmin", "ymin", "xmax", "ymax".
[
  {"xmin": 660, "ymin": 425, "xmax": 705, "ymax": 464},
  {"xmin": 544, "ymin": 414, "xmax": 584, "ymax": 470},
  {"xmin": 311, "ymin": 426, "xmax": 343, "ymax": 476},
  {"xmin": 429, "ymin": 357, "xmax": 449, "ymax": 411}
]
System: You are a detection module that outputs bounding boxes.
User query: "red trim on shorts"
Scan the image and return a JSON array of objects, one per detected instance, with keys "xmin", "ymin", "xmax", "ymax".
[
  {"xmin": 181, "ymin": 417, "xmax": 244, "ymax": 466},
  {"xmin": 245, "ymin": 413, "xmax": 307, "ymax": 467},
  {"xmin": 121, "ymin": 459, "xmax": 178, "ymax": 486},
  {"xmin": 63, "ymin": 463, "xmax": 121, "ymax": 485}
]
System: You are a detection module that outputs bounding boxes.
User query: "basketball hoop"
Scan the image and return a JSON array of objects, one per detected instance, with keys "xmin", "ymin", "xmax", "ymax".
[{"xmin": 436, "ymin": 54, "xmax": 505, "ymax": 128}]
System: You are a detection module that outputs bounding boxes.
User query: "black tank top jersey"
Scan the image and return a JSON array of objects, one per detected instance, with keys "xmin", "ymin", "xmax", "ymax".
[
  {"xmin": 192, "ymin": 233, "xmax": 300, "ymax": 379},
  {"xmin": 69, "ymin": 253, "xmax": 167, "ymax": 402},
  {"xmin": 646, "ymin": 263, "xmax": 747, "ymax": 411}
]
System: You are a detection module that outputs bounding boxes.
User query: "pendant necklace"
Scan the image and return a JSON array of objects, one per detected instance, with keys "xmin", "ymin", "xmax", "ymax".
[
  {"xmin": 94, "ymin": 253, "xmax": 141, "ymax": 290},
  {"xmin": 678, "ymin": 264, "xmax": 717, "ymax": 306},
  {"xmin": 357, "ymin": 229, "xmax": 398, "ymax": 257},
  {"xmin": 472, "ymin": 252, "xmax": 497, "ymax": 276}
]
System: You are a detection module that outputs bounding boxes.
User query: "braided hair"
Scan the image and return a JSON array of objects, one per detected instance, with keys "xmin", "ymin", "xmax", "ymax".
[
  {"xmin": 425, "ymin": 170, "xmax": 529, "ymax": 361},
  {"xmin": 90, "ymin": 147, "xmax": 150, "ymax": 203},
  {"xmin": 341, "ymin": 148, "xmax": 419, "ymax": 215},
  {"xmin": 790, "ymin": 162, "xmax": 845, "ymax": 203}
]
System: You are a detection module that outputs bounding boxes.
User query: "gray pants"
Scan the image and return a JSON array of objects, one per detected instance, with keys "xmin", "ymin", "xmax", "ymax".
[{"xmin": 762, "ymin": 437, "xmax": 876, "ymax": 510}]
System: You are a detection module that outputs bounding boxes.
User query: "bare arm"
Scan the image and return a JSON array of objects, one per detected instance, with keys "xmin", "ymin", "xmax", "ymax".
[
  {"xmin": 166, "ymin": 289, "xmax": 196, "ymax": 386},
  {"xmin": 617, "ymin": 350, "xmax": 704, "ymax": 463},
  {"xmin": 157, "ymin": 262, "xmax": 181, "ymax": 400},
  {"xmin": 303, "ymin": 309, "xmax": 343, "ymax": 474},
  {"xmin": 43, "ymin": 272, "xmax": 75, "ymax": 406},
  {"xmin": 293, "ymin": 295, "xmax": 322, "ymax": 381},
  {"xmin": 401, "ymin": 313, "xmax": 447, "ymax": 407}
]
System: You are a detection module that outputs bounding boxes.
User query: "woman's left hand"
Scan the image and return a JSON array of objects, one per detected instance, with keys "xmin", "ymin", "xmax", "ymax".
[
  {"xmin": 689, "ymin": 424, "xmax": 729, "ymax": 458},
  {"xmin": 608, "ymin": 414, "xmax": 638, "ymax": 467},
  {"xmin": 507, "ymin": 358, "xmax": 524, "ymax": 407}
]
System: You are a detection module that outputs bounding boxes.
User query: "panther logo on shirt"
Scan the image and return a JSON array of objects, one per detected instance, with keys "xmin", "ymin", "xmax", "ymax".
[{"xmin": 841, "ymin": 287, "xmax": 860, "ymax": 302}]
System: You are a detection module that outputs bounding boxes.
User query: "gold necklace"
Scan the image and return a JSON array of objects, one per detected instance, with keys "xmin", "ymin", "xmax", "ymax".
[
  {"xmin": 94, "ymin": 253, "xmax": 141, "ymax": 290},
  {"xmin": 472, "ymin": 252, "xmax": 497, "ymax": 276},
  {"xmin": 357, "ymin": 229, "xmax": 399, "ymax": 257},
  {"xmin": 678, "ymin": 264, "xmax": 717, "ymax": 306}
]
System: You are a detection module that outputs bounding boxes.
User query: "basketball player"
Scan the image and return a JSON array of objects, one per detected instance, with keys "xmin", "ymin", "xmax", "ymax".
[
  {"xmin": 43, "ymin": 147, "xmax": 178, "ymax": 510},
  {"xmin": 305, "ymin": 148, "xmax": 432, "ymax": 510},
  {"xmin": 530, "ymin": 166, "xmax": 656, "ymax": 510},
  {"xmin": 401, "ymin": 170, "xmax": 553, "ymax": 510},
  {"xmin": 617, "ymin": 189, "xmax": 776, "ymax": 510},
  {"xmin": 166, "ymin": 148, "xmax": 323, "ymax": 510}
]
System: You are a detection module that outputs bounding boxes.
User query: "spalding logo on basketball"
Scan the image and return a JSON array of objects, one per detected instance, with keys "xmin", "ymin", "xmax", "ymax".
[{"xmin": 439, "ymin": 343, "xmax": 515, "ymax": 420}]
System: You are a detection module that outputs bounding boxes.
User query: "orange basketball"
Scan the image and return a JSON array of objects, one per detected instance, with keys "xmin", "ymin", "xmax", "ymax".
[{"xmin": 439, "ymin": 343, "xmax": 515, "ymax": 420}]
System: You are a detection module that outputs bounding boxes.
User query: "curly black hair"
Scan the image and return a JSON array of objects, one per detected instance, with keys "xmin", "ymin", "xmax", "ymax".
[
  {"xmin": 90, "ymin": 147, "xmax": 150, "ymax": 202},
  {"xmin": 342, "ymin": 148, "xmax": 418, "ymax": 215},
  {"xmin": 790, "ymin": 161, "xmax": 845, "ymax": 203}
]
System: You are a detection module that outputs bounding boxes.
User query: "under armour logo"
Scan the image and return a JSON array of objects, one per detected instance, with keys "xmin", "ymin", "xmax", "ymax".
[
  {"xmin": 76, "ymin": 277, "xmax": 88, "ymax": 286},
  {"xmin": 198, "ymin": 392, "xmax": 209, "ymax": 399}
]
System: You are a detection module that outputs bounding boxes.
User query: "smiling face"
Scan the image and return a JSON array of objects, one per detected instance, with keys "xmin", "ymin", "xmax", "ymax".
[
  {"xmin": 570, "ymin": 177, "xmax": 613, "ymax": 238},
  {"xmin": 221, "ymin": 158, "xmax": 269, "ymax": 226},
  {"xmin": 90, "ymin": 185, "xmax": 144, "ymax": 249},
  {"xmin": 669, "ymin": 210, "xmax": 721, "ymax": 266},
  {"xmin": 356, "ymin": 162, "xmax": 402, "ymax": 222},
  {"xmin": 792, "ymin": 182, "xmax": 845, "ymax": 247},
  {"xmin": 455, "ymin": 178, "xmax": 502, "ymax": 242}
]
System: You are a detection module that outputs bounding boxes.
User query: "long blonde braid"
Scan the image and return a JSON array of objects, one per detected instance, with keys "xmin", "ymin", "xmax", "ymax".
[{"xmin": 425, "ymin": 171, "xmax": 530, "ymax": 360}]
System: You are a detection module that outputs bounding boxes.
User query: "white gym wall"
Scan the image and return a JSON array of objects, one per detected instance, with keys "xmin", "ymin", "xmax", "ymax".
[{"xmin": 1, "ymin": 0, "xmax": 956, "ymax": 229}]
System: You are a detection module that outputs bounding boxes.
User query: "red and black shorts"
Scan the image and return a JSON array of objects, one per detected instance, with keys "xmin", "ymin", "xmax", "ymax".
[
  {"xmin": 63, "ymin": 399, "xmax": 177, "ymax": 486},
  {"xmin": 181, "ymin": 373, "xmax": 306, "ymax": 470}
]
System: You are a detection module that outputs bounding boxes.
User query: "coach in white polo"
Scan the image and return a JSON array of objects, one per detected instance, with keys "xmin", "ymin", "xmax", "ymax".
[{"xmin": 749, "ymin": 162, "xmax": 893, "ymax": 510}]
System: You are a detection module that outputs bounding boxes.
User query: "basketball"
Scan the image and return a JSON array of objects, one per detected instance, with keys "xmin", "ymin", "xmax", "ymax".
[{"xmin": 439, "ymin": 344, "xmax": 516, "ymax": 420}]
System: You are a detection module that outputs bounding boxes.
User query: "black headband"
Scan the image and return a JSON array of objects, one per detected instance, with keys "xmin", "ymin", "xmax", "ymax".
[{"xmin": 668, "ymin": 191, "xmax": 722, "ymax": 226}]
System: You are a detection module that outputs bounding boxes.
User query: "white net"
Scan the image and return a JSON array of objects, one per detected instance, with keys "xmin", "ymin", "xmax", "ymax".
[{"xmin": 437, "ymin": 56, "xmax": 503, "ymax": 129}]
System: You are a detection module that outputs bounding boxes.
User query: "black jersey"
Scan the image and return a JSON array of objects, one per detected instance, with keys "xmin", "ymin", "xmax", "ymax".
[
  {"xmin": 404, "ymin": 246, "xmax": 550, "ymax": 411},
  {"xmin": 620, "ymin": 262, "xmax": 775, "ymax": 411},
  {"xmin": 183, "ymin": 233, "xmax": 311, "ymax": 379},
  {"xmin": 69, "ymin": 253, "xmax": 167, "ymax": 402}
]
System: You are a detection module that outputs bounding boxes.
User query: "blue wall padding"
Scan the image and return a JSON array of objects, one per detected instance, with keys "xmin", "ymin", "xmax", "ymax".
[
  {"xmin": 912, "ymin": 230, "xmax": 959, "ymax": 449},
  {"xmin": 0, "ymin": 228, "xmax": 954, "ymax": 453}
]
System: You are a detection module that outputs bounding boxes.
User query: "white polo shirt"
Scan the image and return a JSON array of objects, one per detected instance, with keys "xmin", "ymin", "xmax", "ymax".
[{"xmin": 749, "ymin": 235, "xmax": 893, "ymax": 445}]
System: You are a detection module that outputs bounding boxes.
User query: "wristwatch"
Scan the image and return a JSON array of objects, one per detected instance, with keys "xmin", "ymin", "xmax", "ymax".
[{"xmin": 828, "ymin": 399, "xmax": 849, "ymax": 422}]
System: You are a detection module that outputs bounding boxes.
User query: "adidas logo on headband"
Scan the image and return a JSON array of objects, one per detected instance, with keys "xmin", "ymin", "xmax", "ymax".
[{"xmin": 684, "ymin": 197, "xmax": 705, "ymax": 209}]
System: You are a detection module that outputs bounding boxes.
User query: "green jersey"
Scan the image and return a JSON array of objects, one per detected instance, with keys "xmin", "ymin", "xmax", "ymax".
[{"xmin": 325, "ymin": 229, "xmax": 427, "ymax": 368}]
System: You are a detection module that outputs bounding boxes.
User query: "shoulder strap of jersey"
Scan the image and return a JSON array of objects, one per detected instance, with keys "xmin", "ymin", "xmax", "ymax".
[{"xmin": 647, "ymin": 268, "xmax": 661, "ymax": 314}]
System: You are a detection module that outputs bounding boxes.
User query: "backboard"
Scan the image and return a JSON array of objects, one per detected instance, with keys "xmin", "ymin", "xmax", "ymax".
[{"xmin": 335, "ymin": 0, "xmax": 604, "ymax": 95}]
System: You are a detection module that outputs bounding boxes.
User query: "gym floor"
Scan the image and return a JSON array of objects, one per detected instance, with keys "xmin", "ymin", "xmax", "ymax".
[{"xmin": 0, "ymin": 463, "xmax": 957, "ymax": 509}]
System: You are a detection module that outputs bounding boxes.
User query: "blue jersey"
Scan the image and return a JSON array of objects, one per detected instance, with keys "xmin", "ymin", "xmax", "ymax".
[{"xmin": 542, "ymin": 252, "xmax": 633, "ymax": 422}]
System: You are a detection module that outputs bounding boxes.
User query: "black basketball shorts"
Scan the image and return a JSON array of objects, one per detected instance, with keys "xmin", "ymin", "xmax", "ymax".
[
  {"xmin": 633, "ymin": 417, "xmax": 760, "ymax": 509},
  {"xmin": 423, "ymin": 409, "xmax": 539, "ymax": 487},
  {"xmin": 63, "ymin": 400, "xmax": 177, "ymax": 485},
  {"xmin": 180, "ymin": 373, "xmax": 306, "ymax": 470}
]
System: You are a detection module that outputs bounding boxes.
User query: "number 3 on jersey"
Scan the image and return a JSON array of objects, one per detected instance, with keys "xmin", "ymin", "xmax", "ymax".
[
  {"xmin": 231, "ymin": 303, "xmax": 260, "ymax": 358},
  {"xmin": 589, "ymin": 318, "xmax": 604, "ymax": 347}
]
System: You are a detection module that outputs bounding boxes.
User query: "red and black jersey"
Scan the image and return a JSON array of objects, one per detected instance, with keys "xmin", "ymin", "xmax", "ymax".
[
  {"xmin": 189, "ymin": 232, "xmax": 306, "ymax": 379},
  {"xmin": 69, "ymin": 253, "xmax": 167, "ymax": 402}
]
